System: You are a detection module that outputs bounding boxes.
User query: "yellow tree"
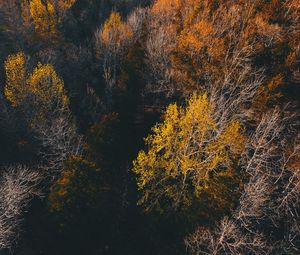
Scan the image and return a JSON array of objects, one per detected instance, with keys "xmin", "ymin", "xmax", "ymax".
[
  {"xmin": 133, "ymin": 93, "xmax": 244, "ymax": 212},
  {"xmin": 4, "ymin": 52, "xmax": 27, "ymax": 107},
  {"xmin": 4, "ymin": 52, "xmax": 68, "ymax": 122},
  {"xmin": 95, "ymin": 11, "xmax": 133, "ymax": 107},
  {"xmin": 57, "ymin": 0, "xmax": 76, "ymax": 11},
  {"xmin": 100, "ymin": 12, "xmax": 132, "ymax": 47},
  {"xmin": 26, "ymin": 63, "xmax": 68, "ymax": 107},
  {"xmin": 29, "ymin": 0, "xmax": 58, "ymax": 38}
]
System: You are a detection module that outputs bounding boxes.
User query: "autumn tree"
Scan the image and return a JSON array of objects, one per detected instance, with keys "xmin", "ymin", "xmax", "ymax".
[
  {"xmin": 4, "ymin": 52, "xmax": 68, "ymax": 123},
  {"xmin": 142, "ymin": 0, "xmax": 299, "ymax": 113},
  {"xmin": 29, "ymin": 0, "xmax": 58, "ymax": 38},
  {"xmin": 142, "ymin": 0, "xmax": 182, "ymax": 98},
  {"xmin": 144, "ymin": 23, "xmax": 177, "ymax": 97},
  {"xmin": 171, "ymin": 1, "xmax": 264, "ymax": 95},
  {"xmin": 46, "ymin": 155, "xmax": 106, "ymax": 253},
  {"xmin": 22, "ymin": 0, "xmax": 76, "ymax": 40},
  {"xmin": 133, "ymin": 93, "xmax": 244, "ymax": 213},
  {"xmin": 48, "ymin": 155, "xmax": 105, "ymax": 215},
  {"xmin": 56, "ymin": 0, "xmax": 76, "ymax": 12},
  {"xmin": 185, "ymin": 109, "xmax": 300, "ymax": 255},
  {"xmin": 47, "ymin": 153, "xmax": 117, "ymax": 253},
  {"xmin": 3, "ymin": 52, "xmax": 82, "ymax": 174},
  {"xmin": 3, "ymin": 52, "xmax": 27, "ymax": 107},
  {"xmin": 95, "ymin": 11, "xmax": 133, "ymax": 108},
  {"xmin": 26, "ymin": 62, "xmax": 68, "ymax": 121}
]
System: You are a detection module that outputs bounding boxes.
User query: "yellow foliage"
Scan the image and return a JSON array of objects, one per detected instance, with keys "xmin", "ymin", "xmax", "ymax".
[
  {"xmin": 101, "ymin": 12, "xmax": 132, "ymax": 46},
  {"xmin": 133, "ymin": 93, "xmax": 244, "ymax": 211},
  {"xmin": 4, "ymin": 52, "xmax": 68, "ymax": 122},
  {"xmin": 29, "ymin": 0, "xmax": 58, "ymax": 37},
  {"xmin": 26, "ymin": 63, "xmax": 68, "ymax": 107},
  {"xmin": 4, "ymin": 52, "xmax": 27, "ymax": 107},
  {"xmin": 58, "ymin": 0, "xmax": 76, "ymax": 11}
]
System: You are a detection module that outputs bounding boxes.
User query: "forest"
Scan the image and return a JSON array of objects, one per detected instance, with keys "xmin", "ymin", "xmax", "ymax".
[{"xmin": 0, "ymin": 0, "xmax": 299, "ymax": 254}]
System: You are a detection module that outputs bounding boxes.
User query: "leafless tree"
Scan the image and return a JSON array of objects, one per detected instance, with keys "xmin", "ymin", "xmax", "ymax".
[
  {"xmin": 186, "ymin": 109, "xmax": 300, "ymax": 255},
  {"xmin": 208, "ymin": 66, "xmax": 264, "ymax": 129},
  {"xmin": 0, "ymin": 0, "xmax": 34, "ymax": 48},
  {"xmin": 127, "ymin": 7, "xmax": 148, "ymax": 39},
  {"xmin": 144, "ymin": 24, "xmax": 177, "ymax": 96},
  {"xmin": 80, "ymin": 84, "xmax": 104, "ymax": 124},
  {"xmin": 233, "ymin": 110, "xmax": 291, "ymax": 231},
  {"xmin": 0, "ymin": 165, "xmax": 42, "ymax": 250},
  {"xmin": 185, "ymin": 217, "xmax": 268, "ymax": 255},
  {"xmin": 34, "ymin": 100, "xmax": 83, "ymax": 175}
]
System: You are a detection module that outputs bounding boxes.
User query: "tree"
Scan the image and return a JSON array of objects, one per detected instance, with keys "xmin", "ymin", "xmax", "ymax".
[
  {"xmin": 48, "ymin": 155, "xmax": 104, "ymax": 214},
  {"xmin": 142, "ymin": 0, "xmax": 182, "ymax": 98},
  {"xmin": 29, "ymin": 0, "xmax": 58, "ymax": 38},
  {"xmin": 86, "ymin": 113, "xmax": 122, "ymax": 168},
  {"xmin": 26, "ymin": 62, "xmax": 68, "ymax": 121},
  {"xmin": 35, "ymin": 101, "xmax": 83, "ymax": 173},
  {"xmin": 133, "ymin": 93, "xmax": 244, "ymax": 212},
  {"xmin": 185, "ymin": 216, "xmax": 268, "ymax": 255},
  {"xmin": 127, "ymin": 7, "xmax": 148, "ymax": 39},
  {"xmin": 144, "ymin": 23, "xmax": 177, "ymax": 97},
  {"xmin": 99, "ymin": 12, "xmax": 132, "ymax": 47},
  {"xmin": 143, "ymin": 0, "xmax": 299, "ymax": 113},
  {"xmin": 95, "ymin": 11, "xmax": 133, "ymax": 108},
  {"xmin": 4, "ymin": 52, "xmax": 69, "ymax": 124},
  {"xmin": 0, "ymin": 165, "xmax": 41, "ymax": 250},
  {"xmin": 3, "ymin": 52, "xmax": 27, "ymax": 107},
  {"xmin": 3, "ymin": 52, "xmax": 81, "ymax": 174},
  {"xmin": 57, "ymin": 0, "xmax": 76, "ymax": 12},
  {"xmin": 185, "ymin": 109, "xmax": 300, "ymax": 255},
  {"xmin": 47, "ymin": 156, "xmax": 115, "ymax": 254}
]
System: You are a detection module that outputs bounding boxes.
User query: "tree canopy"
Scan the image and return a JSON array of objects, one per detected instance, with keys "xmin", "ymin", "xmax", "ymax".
[{"xmin": 134, "ymin": 93, "xmax": 244, "ymax": 212}]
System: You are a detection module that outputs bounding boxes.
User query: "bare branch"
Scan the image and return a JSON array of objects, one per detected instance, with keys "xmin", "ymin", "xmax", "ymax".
[
  {"xmin": 0, "ymin": 165, "xmax": 42, "ymax": 250},
  {"xmin": 34, "ymin": 100, "xmax": 83, "ymax": 174}
]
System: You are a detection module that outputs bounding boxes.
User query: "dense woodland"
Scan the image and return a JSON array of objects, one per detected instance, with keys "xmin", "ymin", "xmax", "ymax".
[{"xmin": 0, "ymin": 0, "xmax": 299, "ymax": 254}]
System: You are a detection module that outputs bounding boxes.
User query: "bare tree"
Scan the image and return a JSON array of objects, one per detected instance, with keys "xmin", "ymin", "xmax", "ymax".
[
  {"xmin": 0, "ymin": 0, "xmax": 34, "ymax": 49},
  {"xmin": 127, "ymin": 7, "xmax": 148, "ymax": 39},
  {"xmin": 185, "ymin": 217, "xmax": 268, "ymax": 255},
  {"xmin": 144, "ymin": 24, "xmax": 177, "ymax": 96},
  {"xmin": 234, "ymin": 111, "xmax": 287, "ymax": 228},
  {"xmin": 0, "ymin": 165, "xmax": 41, "ymax": 250},
  {"xmin": 34, "ymin": 100, "xmax": 83, "ymax": 174},
  {"xmin": 186, "ymin": 109, "xmax": 300, "ymax": 255}
]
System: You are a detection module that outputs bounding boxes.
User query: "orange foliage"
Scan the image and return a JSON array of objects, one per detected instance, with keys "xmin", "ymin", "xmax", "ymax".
[
  {"xmin": 48, "ymin": 155, "xmax": 99, "ymax": 212},
  {"xmin": 100, "ymin": 12, "xmax": 132, "ymax": 46},
  {"xmin": 151, "ymin": 0, "xmax": 182, "ymax": 15},
  {"xmin": 29, "ymin": 0, "xmax": 58, "ymax": 38}
]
